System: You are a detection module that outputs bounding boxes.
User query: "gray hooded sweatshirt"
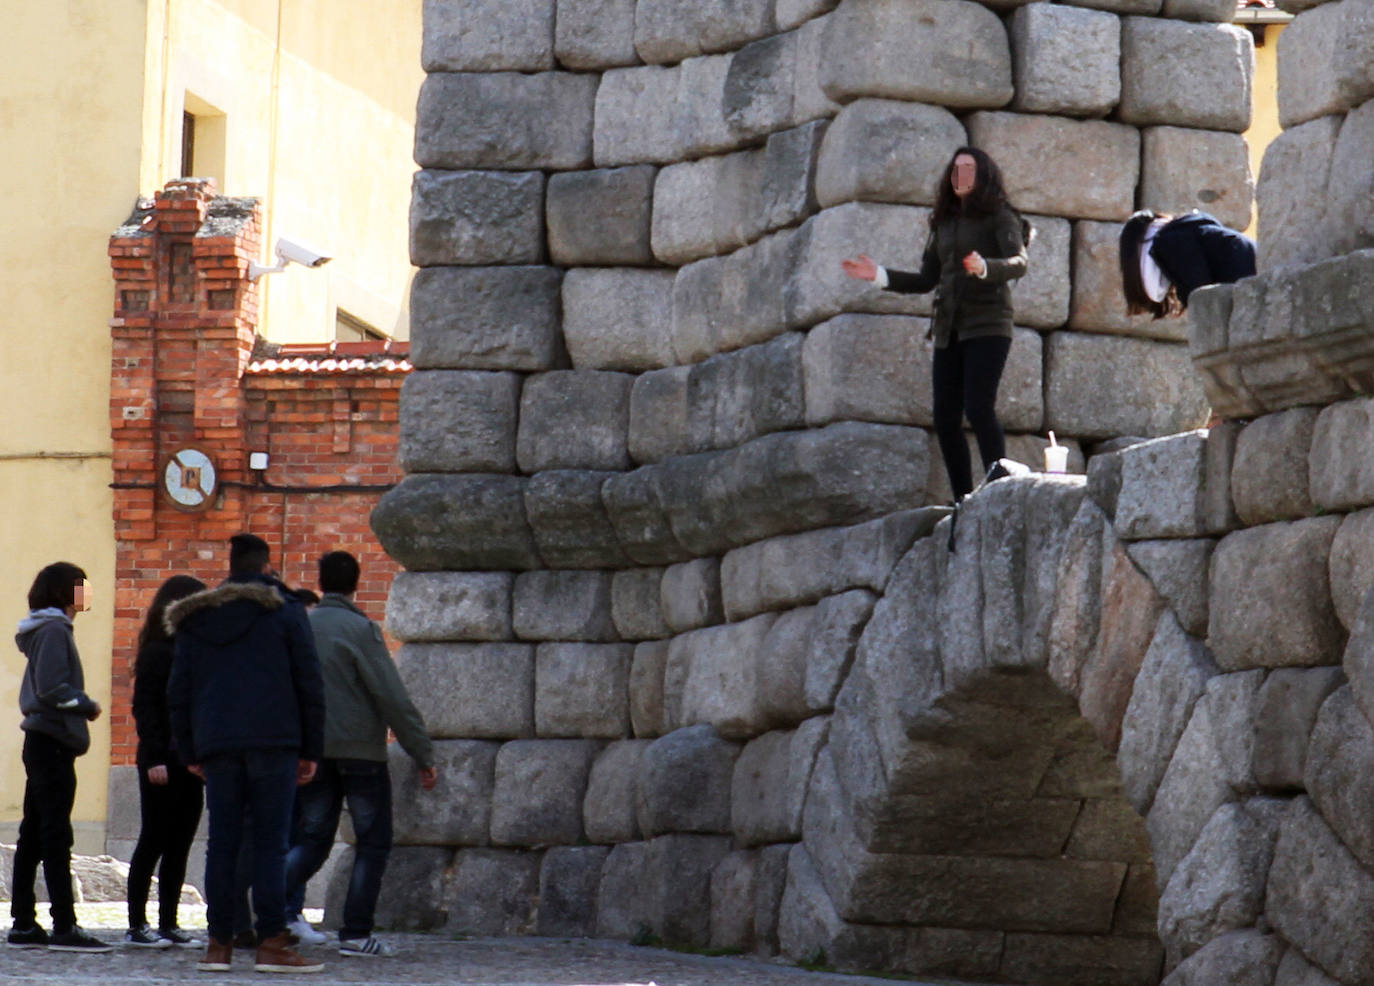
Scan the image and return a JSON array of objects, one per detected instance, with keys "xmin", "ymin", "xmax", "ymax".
[{"xmin": 17, "ymin": 608, "xmax": 97, "ymax": 755}]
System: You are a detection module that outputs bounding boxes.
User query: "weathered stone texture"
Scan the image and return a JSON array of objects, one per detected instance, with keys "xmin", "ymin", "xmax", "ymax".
[
  {"xmin": 410, "ymin": 170, "xmax": 545, "ymax": 267},
  {"xmin": 561, "ymin": 268, "xmax": 676, "ymax": 372},
  {"xmin": 1119, "ymin": 19, "xmax": 1254, "ymax": 132},
  {"xmin": 373, "ymin": 474, "xmax": 540, "ymax": 572},
  {"xmin": 1318, "ymin": 87, "xmax": 1374, "ymax": 258},
  {"xmin": 1159, "ymin": 929, "xmax": 1283, "ymax": 986},
  {"xmin": 399, "ymin": 371, "xmax": 519, "ymax": 474},
  {"xmin": 362, "ymin": 847, "xmax": 452, "ymax": 931},
  {"xmin": 814, "ymin": 99, "xmax": 966, "ymax": 208},
  {"xmin": 1070, "ymin": 221, "xmax": 1183, "ymax": 339},
  {"xmin": 536, "ymin": 845, "xmax": 610, "ymax": 937},
  {"xmin": 1304, "ymin": 686, "xmax": 1374, "ymax": 873},
  {"xmin": 1162, "ymin": 0, "xmax": 1237, "ymax": 20},
  {"xmin": 629, "ymin": 640, "xmax": 669, "ymax": 737},
  {"xmin": 517, "ymin": 371, "xmax": 632, "ymax": 472},
  {"xmin": 1330, "ymin": 507, "xmax": 1374, "ymax": 632},
  {"xmin": 490, "ymin": 739, "xmax": 599, "ymax": 846},
  {"xmin": 416, "ymin": 72, "xmax": 597, "ymax": 170},
  {"xmin": 446, "ymin": 849, "xmax": 540, "ymax": 936},
  {"xmin": 553, "ymin": 0, "xmax": 637, "ymax": 70},
  {"xmin": 1311, "ymin": 397, "xmax": 1374, "ymax": 512},
  {"xmin": 1115, "ymin": 432, "xmax": 1220, "ymax": 540},
  {"xmin": 583, "ymin": 739, "xmax": 648, "ymax": 844},
  {"xmin": 1277, "ymin": 3, "xmax": 1351, "ymax": 129},
  {"xmin": 730, "ymin": 718, "xmax": 828, "ymax": 845},
  {"xmin": 633, "ymin": 0, "xmax": 774, "ymax": 64},
  {"xmin": 818, "ymin": 0, "xmax": 1013, "ymax": 108},
  {"xmin": 1141, "ymin": 126, "xmax": 1254, "ymax": 233},
  {"xmin": 1010, "ymin": 4, "xmax": 1121, "ymax": 117},
  {"xmin": 966, "ymin": 112, "xmax": 1140, "ymax": 221},
  {"xmin": 1208, "ymin": 518, "xmax": 1344, "ymax": 670},
  {"xmin": 535, "ymin": 642, "xmax": 633, "ymax": 738},
  {"xmin": 386, "ymin": 571, "xmax": 513, "ymax": 642},
  {"xmin": 410, "ymin": 266, "xmax": 566, "ymax": 371},
  {"xmin": 397, "ymin": 643, "xmax": 534, "ymax": 739},
  {"xmin": 675, "ymin": 615, "xmax": 779, "ymax": 739},
  {"xmin": 1125, "ymin": 538, "xmax": 1213, "ymax": 638},
  {"xmin": 523, "ymin": 470, "xmax": 630, "ymax": 570},
  {"xmin": 390, "ymin": 741, "xmax": 498, "ymax": 847},
  {"xmin": 1046, "ymin": 333, "xmax": 1210, "ymax": 440},
  {"xmin": 546, "ymin": 167, "xmax": 655, "ymax": 267},
  {"xmin": 1012, "ymin": 216, "xmax": 1073, "ymax": 330},
  {"xmin": 593, "ymin": 64, "xmax": 680, "ymax": 167},
  {"xmin": 1256, "ymin": 115, "xmax": 1342, "ymax": 271},
  {"xmin": 1254, "ymin": 667, "xmax": 1345, "ymax": 791},
  {"xmin": 709, "ymin": 850, "xmax": 758, "ymax": 951},
  {"xmin": 1230, "ymin": 407, "xmax": 1318, "ymax": 525},
  {"xmin": 661, "ymin": 558, "xmax": 725, "ymax": 634},
  {"xmin": 611, "ymin": 568, "xmax": 668, "ymax": 641},
  {"xmin": 422, "ymin": 0, "xmax": 555, "ymax": 72},
  {"xmin": 637, "ymin": 725, "xmax": 740, "ymax": 836}
]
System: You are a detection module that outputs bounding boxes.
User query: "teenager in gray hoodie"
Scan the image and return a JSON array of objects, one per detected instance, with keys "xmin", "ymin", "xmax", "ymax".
[{"xmin": 8, "ymin": 562, "xmax": 112, "ymax": 952}]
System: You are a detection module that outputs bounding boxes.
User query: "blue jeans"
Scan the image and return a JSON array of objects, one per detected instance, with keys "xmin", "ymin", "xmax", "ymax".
[
  {"xmin": 202, "ymin": 750, "xmax": 299, "ymax": 943},
  {"xmin": 283, "ymin": 759, "xmax": 392, "ymax": 940}
]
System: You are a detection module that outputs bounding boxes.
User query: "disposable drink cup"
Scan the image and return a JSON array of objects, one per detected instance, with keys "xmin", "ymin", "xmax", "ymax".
[{"xmin": 1043, "ymin": 445, "xmax": 1069, "ymax": 473}]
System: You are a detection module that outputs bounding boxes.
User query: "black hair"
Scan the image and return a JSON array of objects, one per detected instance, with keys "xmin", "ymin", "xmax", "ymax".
[
  {"xmin": 318, "ymin": 551, "xmax": 361, "ymax": 595},
  {"xmin": 137, "ymin": 574, "xmax": 207, "ymax": 649},
  {"xmin": 1119, "ymin": 210, "xmax": 1182, "ymax": 319},
  {"xmin": 932, "ymin": 146, "xmax": 1019, "ymax": 232},
  {"xmin": 229, "ymin": 533, "xmax": 271, "ymax": 575},
  {"xmin": 292, "ymin": 588, "xmax": 321, "ymax": 608},
  {"xmin": 28, "ymin": 562, "xmax": 87, "ymax": 612}
]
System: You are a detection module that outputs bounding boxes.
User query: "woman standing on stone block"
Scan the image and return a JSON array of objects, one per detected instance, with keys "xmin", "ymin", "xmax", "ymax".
[
  {"xmin": 1118, "ymin": 209, "xmax": 1256, "ymax": 318},
  {"xmin": 125, "ymin": 574, "xmax": 207, "ymax": 949},
  {"xmin": 842, "ymin": 146, "xmax": 1029, "ymax": 502}
]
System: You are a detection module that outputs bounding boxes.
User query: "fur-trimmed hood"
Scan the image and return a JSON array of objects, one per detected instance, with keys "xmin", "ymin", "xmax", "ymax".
[{"xmin": 164, "ymin": 580, "xmax": 284, "ymax": 638}]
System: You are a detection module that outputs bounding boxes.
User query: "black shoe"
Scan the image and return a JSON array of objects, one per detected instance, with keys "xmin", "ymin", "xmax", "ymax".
[
  {"xmin": 7, "ymin": 924, "xmax": 49, "ymax": 948},
  {"xmin": 124, "ymin": 924, "xmax": 171, "ymax": 948},
  {"xmin": 232, "ymin": 930, "xmax": 257, "ymax": 949},
  {"xmin": 158, "ymin": 925, "xmax": 200, "ymax": 948},
  {"xmin": 48, "ymin": 925, "xmax": 114, "ymax": 952}
]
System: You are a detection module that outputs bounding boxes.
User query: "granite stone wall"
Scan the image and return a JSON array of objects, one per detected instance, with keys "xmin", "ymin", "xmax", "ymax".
[{"xmin": 364, "ymin": 1, "xmax": 1269, "ymax": 983}]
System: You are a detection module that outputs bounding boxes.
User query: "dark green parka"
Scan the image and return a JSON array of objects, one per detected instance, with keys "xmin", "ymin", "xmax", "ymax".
[{"xmin": 885, "ymin": 206, "xmax": 1028, "ymax": 349}]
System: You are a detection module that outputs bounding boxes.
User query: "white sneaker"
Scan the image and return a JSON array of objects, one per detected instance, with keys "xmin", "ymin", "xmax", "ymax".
[
  {"xmin": 286, "ymin": 917, "xmax": 328, "ymax": 946},
  {"xmin": 339, "ymin": 936, "xmax": 395, "ymax": 958}
]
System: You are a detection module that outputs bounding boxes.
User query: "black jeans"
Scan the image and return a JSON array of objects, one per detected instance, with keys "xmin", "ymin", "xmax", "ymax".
[
  {"xmin": 932, "ymin": 334, "xmax": 1012, "ymax": 501},
  {"xmin": 11, "ymin": 731, "xmax": 78, "ymax": 932},
  {"xmin": 284, "ymin": 759, "xmax": 393, "ymax": 940},
  {"xmin": 127, "ymin": 763, "xmax": 204, "ymax": 929}
]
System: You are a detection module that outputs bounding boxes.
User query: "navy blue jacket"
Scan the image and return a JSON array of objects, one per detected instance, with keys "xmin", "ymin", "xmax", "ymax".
[
  {"xmin": 166, "ymin": 575, "xmax": 325, "ymax": 764},
  {"xmin": 1150, "ymin": 212, "xmax": 1256, "ymax": 305}
]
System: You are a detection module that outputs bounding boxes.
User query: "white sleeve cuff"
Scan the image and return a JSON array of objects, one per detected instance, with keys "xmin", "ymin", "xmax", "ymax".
[{"xmin": 874, "ymin": 265, "xmax": 888, "ymax": 289}]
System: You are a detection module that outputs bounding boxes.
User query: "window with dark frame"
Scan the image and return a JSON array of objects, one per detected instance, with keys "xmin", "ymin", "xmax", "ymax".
[{"xmin": 335, "ymin": 309, "xmax": 387, "ymax": 343}]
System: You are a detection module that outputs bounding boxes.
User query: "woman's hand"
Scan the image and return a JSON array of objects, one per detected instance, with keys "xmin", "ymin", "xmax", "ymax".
[
  {"xmin": 147, "ymin": 764, "xmax": 169, "ymax": 786},
  {"xmin": 841, "ymin": 254, "xmax": 879, "ymax": 281},
  {"xmin": 962, "ymin": 252, "xmax": 986, "ymax": 277}
]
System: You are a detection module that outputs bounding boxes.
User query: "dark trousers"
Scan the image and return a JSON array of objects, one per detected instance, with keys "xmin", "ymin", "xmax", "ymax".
[
  {"xmin": 284, "ymin": 759, "xmax": 393, "ymax": 940},
  {"xmin": 11, "ymin": 731, "xmax": 78, "ymax": 932},
  {"xmin": 932, "ymin": 334, "xmax": 1013, "ymax": 501},
  {"xmin": 127, "ymin": 763, "xmax": 203, "ymax": 930},
  {"xmin": 202, "ymin": 750, "xmax": 298, "ymax": 943}
]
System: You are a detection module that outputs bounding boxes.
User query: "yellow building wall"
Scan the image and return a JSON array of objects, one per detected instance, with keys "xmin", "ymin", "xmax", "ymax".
[
  {"xmin": 0, "ymin": 0, "xmax": 419, "ymax": 847},
  {"xmin": 1244, "ymin": 23, "xmax": 1285, "ymax": 237}
]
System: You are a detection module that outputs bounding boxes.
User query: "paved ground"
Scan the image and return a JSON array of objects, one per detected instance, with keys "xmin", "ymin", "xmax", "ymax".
[{"xmin": 0, "ymin": 904, "xmax": 992, "ymax": 986}]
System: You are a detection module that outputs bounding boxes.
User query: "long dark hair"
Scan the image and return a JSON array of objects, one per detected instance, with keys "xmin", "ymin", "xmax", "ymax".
[
  {"xmin": 137, "ymin": 574, "xmax": 206, "ymax": 650},
  {"xmin": 27, "ymin": 562, "xmax": 87, "ymax": 611},
  {"xmin": 1119, "ymin": 210, "xmax": 1182, "ymax": 319},
  {"xmin": 932, "ymin": 146, "xmax": 1014, "ymax": 228}
]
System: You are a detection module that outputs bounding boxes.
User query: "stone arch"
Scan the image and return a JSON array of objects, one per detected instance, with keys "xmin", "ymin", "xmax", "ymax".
[{"xmin": 778, "ymin": 476, "xmax": 1170, "ymax": 985}]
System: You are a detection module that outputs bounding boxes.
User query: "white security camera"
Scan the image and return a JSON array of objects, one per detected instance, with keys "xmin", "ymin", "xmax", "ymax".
[{"xmin": 248, "ymin": 236, "xmax": 334, "ymax": 280}]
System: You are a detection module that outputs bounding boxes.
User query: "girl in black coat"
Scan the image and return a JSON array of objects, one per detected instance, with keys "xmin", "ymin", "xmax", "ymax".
[
  {"xmin": 125, "ymin": 574, "xmax": 206, "ymax": 948},
  {"xmin": 1118, "ymin": 210, "xmax": 1256, "ymax": 318},
  {"xmin": 842, "ymin": 146, "xmax": 1029, "ymax": 501}
]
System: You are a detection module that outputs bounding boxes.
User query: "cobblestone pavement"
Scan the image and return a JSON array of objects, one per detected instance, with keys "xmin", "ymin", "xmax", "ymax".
[{"xmin": 0, "ymin": 905, "xmax": 994, "ymax": 986}]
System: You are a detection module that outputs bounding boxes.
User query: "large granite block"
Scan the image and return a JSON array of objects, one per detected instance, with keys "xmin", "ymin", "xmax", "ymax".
[
  {"xmin": 410, "ymin": 170, "xmax": 544, "ymax": 267},
  {"xmin": 636, "ymin": 724, "xmax": 741, "ymax": 836},
  {"xmin": 1126, "ymin": 538, "xmax": 1214, "ymax": 638},
  {"xmin": 396, "ymin": 643, "xmax": 534, "ymax": 739},
  {"xmin": 490, "ymin": 739, "xmax": 600, "ymax": 846},
  {"xmin": 675, "ymin": 615, "xmax": 780, "ymax": 739},
  {"xmin": 386, "ymin": 571, "xmax": 512, "ymax": 642},
  {"xmin": 445, "ymin": 848, "xmax": 540, "ymax": 936},
  {"xmin": 1208, "ymin": 517, "xmax": 1344, "ymax": 670},
  {"xmin": 553, "ymin": 0, "xmax": 637, "ymax": 70},
  {"xmin": 1230, "ymin": 407, "xmax": 1318, "ymax": 525},
  {"xmin": 422, "ymin": 0, "xmax": 555, "ymax": 71},
  {"xmin": 1311, "ymin": 397, "xmax": 1374, "ymax": 511},
  {"xmin": 1277, "ymin": 3, "xmax": 1351, "ymax": 129},
  {"xmin": 1010, "ymin": 3, "xmax": 1121, "ymax": 118},
  {"xmin": 561, "ymin": 268, "xmax": 676, "ymax": 372},
  {"xmin": 593, "ymin": 64, "xmax": 682, "ymax": 167},
  {"xmin": 416, "ymin": 72, "xmax": 597, "ymax": 170},
  {"xmin": 535, "ymin": 642, "xmax": 634, "ymax": 738},
  {"xmin": 1141, "ymin": 126, "xmax": 1254, "ymax": 233},
  {"xmin": 390, "ymin": 741, "xmax": 498, "ymax": 847},
  {"xmin": 966, "ymin": 112, "xmax": 1140, "ymax": 221},
  {"xmin": 373, "ymin": 474, "xmax": 539, "ymax": 571},
  {"xmin": 730, "ymin": 718, "xmax": 828, "ymax": 845},
  {"xmin": 398, "ymin": 370, "xmax": 520, "ymax": 473},
  {"xmin": 1115, "ymin": 432, "xmax": 1223, "ymax": 540},
  {"xmin": 516, "ymin": 370, "xmax": 633, "ymax": 472},
  {"xmin": 536, "ymin": 845, "xmax": 610, "ymax": 937},
  {"xmin": 1255, "ymin": 116, "xmax": 1342, "ymax": 272},
  {"xmin": 629, "ymin": 640, "xmax": 669, "ymax": 737},
  {"xmin": 611, "ymin": 568, "xmax": 669, "ymax": 641},
  {"xmin": 583, "ymin": 739, "xmax": 649, "ymax": 843},
  {"xmin": 1120, "ymin": 18, "xmax": 1254, "ymax": 131},
  {"xmin": 1303, "ymin": 685, "xmax": 1374, "ymax": 872},
  {"xmin": 513, "ymin": 571, "xmax": 616, "ymax": 642},
  {"xmin": 1330, "ymin": 507, "xmax": 1374, "ymax": 631},
  {"xmin": 814, "ymin": 99, "xmax": 965, "ymax": 208},
  {"xmin": 410, "ymin": 266, "xmax": 566, "ymax": 371},
  {"xmin": 633, "ymin": 0, "xmax": 774, "ymax": 64},
  {"xmin": 723, "ymin": 33, "xmax": 799, "ymax": 144},
  {"xmin": 1254, "ymin": 667, "xmax": 1344, "ymax": 790},
  {"xmin": 1013, "ymin": 217, "xmax": 1072, "ymax": 330},
  {"xmin": 819, "ymin": 0, "xmax": 1013, "ymax": 108},
  {"xmin": 522, "ymin": 470, "xmax": 630, "ymax": 569},
  {"xmin": 546, "ymin": 166, "xmax": 655, "ymax": 267},
  {"xmin": 660, "ymin": 558, "xmax": 724, "ymax": 634},
  {"xmin": 1045, "ymin": 332, "xmax": 1209, "ymax": 440}
]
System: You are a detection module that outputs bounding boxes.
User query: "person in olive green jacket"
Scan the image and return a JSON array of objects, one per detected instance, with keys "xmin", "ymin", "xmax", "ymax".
[
  {"xmin": 843, "ymin": 146, "xmax": 1030, "ymax": 501},
  {"xmin": 282, "ymin": 551, "xmax": 437, "ymax": 958}
]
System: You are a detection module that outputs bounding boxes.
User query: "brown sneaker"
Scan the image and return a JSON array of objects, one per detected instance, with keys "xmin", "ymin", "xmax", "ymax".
[
  {"xmin": 197, "ymin": 937, "xmax": 232, "ymax": 972},
  {"xmin": 254, "ymin": 932, "xmax": 324, "ymax": 974}
]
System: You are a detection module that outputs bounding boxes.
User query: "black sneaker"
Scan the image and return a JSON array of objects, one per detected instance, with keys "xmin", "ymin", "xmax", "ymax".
[
  {"xmin": 124, "ymin": 924, "xmax": 171, "ymax": 948},
  {"xmin": 48, "ymin": 925, "xmax": 114, "ymax": 952},
  {"xmin": 7, "ymin": 924, "xmax": 49, "ymax": 948},
  {"xmin": 158, "ymin": 926, "xmax": 200, "ymax": 948}
]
